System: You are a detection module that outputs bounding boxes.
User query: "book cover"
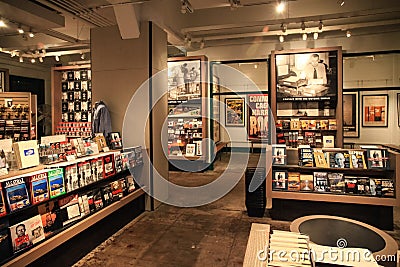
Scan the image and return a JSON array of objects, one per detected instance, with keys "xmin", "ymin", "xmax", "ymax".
[
  {"xmin": 0, "ymin": 218, "xmax": 12, "ymax": 262},
  {"xmin": 287, "ymin": 172, "xmax": 300, "ymax": 191},
  {"xmin": 91, "ymin": 157, "xmax": 104, "ymax": 181},
  {"xmin": 290, "ymin": 119, "xmax": 301, "ymax": 130},
  {"xmin": 4, "ymin": 177, "xmax": 31, "ymax": 212},
  {"xmin": 300, "ymin": 174, "xmax": 314, "ymax": 191},
  {"xmin": 328, "ymin": 119, "xmax": 337, "ymax": 130},
  {"xmin": 304, "ymin": 132, "xmax": 316, "ymax": 147},
  {"xmin": 65, "ymin": 164, "xmax": 79, "ymax": 192},
  {"xmin": 344, "ymin": 177, "xmax": 358, "ymax": 194},
  {"xmin": 319, "ymin": 120, "xmax": 328, "ymax": 130},
  {"xmin": 26, "ymin": 170, "xmax": 49, "ymax": 205},
  {"xmin": 366, "ymin": 149, "xmax": 389, "ymax": 169},
  {"xmin": 38, "ymin": 201, "xmax": 62, "ymax": 237},
  {"xmin": 313, "ymin": 149, "xmax": 328, "ymax": 168},
  {"xmin": 355, "ymin": 178, "xmax": 370, "ymax": 195},
  {"xmin": 103, "ymin": 154, "xmax": 115, "ymax": 178},
  {"xmin": 118, "ymin": 178, "xmax": 127, "ymax": 196},
  {"xmin": 298, "ymin": 148, "xmax": 313, "ymax": 167},
  {"xmin": 348, "ymin": 150, "xmax": 366, "ymax": 169},
  {"xmin": 322, "ymin": 136, "xmax": 335, "ymax": 148},
  {"xmin": 78, "ymin": 193, "xmax": 90, "ymax": 217},
  {"xmin": 110, "ymin": 180, "xmax": 124, "ymax": 201},
  {"xmin": 301, "ymin": 120, "xmax": 309, "ymax": 130},
  {"xmin": 57, "ymin": 194, "xmax": 81, "ymax": 227},
  {"xmin": 48, "ymin": 168, "xmax": 65, "ymax": 199},
  {"xmin": 328, "ymin": 151, "xmax": 349, "ymax": 168},
  {"xmin": 374, "ymin": 179, "xmax": 394, "ymax": 197},
  {"xmin": 0, "ymin": 184, "xmax": 6, "ymax": 217},
  {"xmin": 101, "ymin": 184, "xmax": 114, "ymax": 206},
  {"xmin": 328, "ymin": 173, "xmax": 344, "ymax": 193},
  {"xmin": 92, "ymin": 188, "xmax": 104, "ymax": 211},
  {"xmin": 313, "ymin": 172, "xmax": 329, "ymax": 192},
  {"xmin": 308, "ymin": 120, "xmax": 317, "ymax": 130},
  {"xmin": 114, "ymin": 152, "xmax": 123, "ymax": 173},
  {"xmin": 9, "ymin": 215, "xmax": 44, "ymax": 254},
  {"xmin": 272, "ymin": 144, "xmax": 287, "ymax": 165},
  {"xmin": 125, "ymin": 175, "xmax": 136, "ymax": 194},
  {"xmin": 272, "ymin": 170, "xmax": 288, "ymax": 190}
]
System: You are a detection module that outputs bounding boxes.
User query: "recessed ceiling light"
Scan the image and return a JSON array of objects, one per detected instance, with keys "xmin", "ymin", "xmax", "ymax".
[
  {"xmin": 313, "ymin": 32, "xmax": 318, "ymax": 40},
  {"xmin": 276, "ymin": 1, "xmax": 285, "ymax": 13},
  {"xmin": 279, "ymin": 35, "xmax": 284, "ymax": 42},
  {"xmin": 346, "ymin": 30, "xmax": 351, "ymax": 37},
  {"xmin": 302, "ymin": 33, "xmax": 307, "ymax": 40}
]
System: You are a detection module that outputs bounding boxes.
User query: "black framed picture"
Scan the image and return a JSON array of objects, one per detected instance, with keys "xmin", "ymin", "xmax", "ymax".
[
  {"xmin": 167, "ymin": 59, "xmax": 201, "ymax": 101},
  {"xmin": 362, "ymin": 94, "xmax": 388, "ymax": 127},
  {"xmin": 225, "ymin": 98, "xmax": 245, "ymax": 127},
  {"xmin": 343, "ymin": 91, "xmax": 359, "ymax": 137}
]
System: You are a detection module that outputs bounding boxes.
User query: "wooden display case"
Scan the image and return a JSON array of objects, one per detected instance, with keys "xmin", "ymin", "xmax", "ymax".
[
  {"xmin": 167, "ymin": 56, "xmax": 209, "ymax": 164},
  {"xmin": 267, "ymin": 147, "xmax": 400, "ymax": 229},
  {"xmin": 271, "ymin": 47, "xmax": 343, "ymax": 148}
]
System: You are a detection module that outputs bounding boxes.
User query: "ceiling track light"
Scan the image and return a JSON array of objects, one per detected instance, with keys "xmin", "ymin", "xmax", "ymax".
[
  {"xmin": 28, "ymin": 29, "xmax": 35, "ymax": 38},
  {"xmin": 279, "ymin": 35, "xmax": 284, "ymax": 42},
  {"xmin": 318, "ymin": 20, "xmax": 323, "ymax": 32},
  {"xmin": 19, "ymin": 56, "xmax": 23, "ymax": 63},
  {"xmin": 302, "ymin": 33, "xmax": 307, "ymax": 40},
  {"xmin": 346, "ymin": 30, "xmax": 351, "ymax": 37},
  {"xmin": 313, "ymin": 32, "xmax": 318, "ymax": 40},
  {"xmin": 55, "ymin": 55, "xmax": 60, "ymax": 62},
  {"xmin": 338, "ymin": 0, "xmax": 345, "ymax": 6},
  {"xmin": 181, "ymin": 0, "xmax": 193, "ymax": 14},
  {"xmin": 229, "ymin": 0, "xmax": 241, "ymax": 9}
]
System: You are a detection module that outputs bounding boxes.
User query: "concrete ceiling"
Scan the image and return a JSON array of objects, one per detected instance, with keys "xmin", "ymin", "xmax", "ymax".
[{"xmin": 0, "ymin": 0, "xmax": 399, "ymax": 60}]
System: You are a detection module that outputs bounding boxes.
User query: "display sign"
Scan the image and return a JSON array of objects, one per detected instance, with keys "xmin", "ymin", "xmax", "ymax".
[{"xmin": 247, "ymin": 94, "xmax": 269, "ymax": 140}]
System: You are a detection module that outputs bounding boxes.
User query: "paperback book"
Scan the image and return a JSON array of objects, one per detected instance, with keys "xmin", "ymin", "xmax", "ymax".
[
  {"xmin": 328, "ymin": 173, "xmax": 344, "ymax": 193},
  {"xmin": 328, "ymin": 151, "xmax": 350, "ymax": 168},
  {"xmin": 298, "ymin": 148, "xmax": 313, "ymax": 167},
  {"xmin": 26, "ymin": 170, "xmax": 49, "ymax": 205},
  {"xmin": 366, "ymin": 149, "xmax": 389, "ymax": 169},
  {"xmin": 103, "ymin": 154, "xmax": 115, "ymax": 178},
  {"xmin": 313, "ymin": 149, "xmax": 328, "ymax": 168},
  {"xmin": 344, "ymin": 177, "xmax": 358, "ymax": 194},
  {"xmin": 3, "ymin": 177, "xmax": 31, "ymax": 212},
  {"xmin": 300, "ymin": 174, "xmax": 314, "ymax": 191},
  {"xmin": 287, "ymin": 172, "xmax": 301, "ymax": 191},
  {"xmin": 38, "ymin": 201, "xmax": 62, "ymax": 237},
  {"xmin": 65, "ymin": 163, "xmax": 79, "ymax": 192},
  {"xmin": 348, "ymin": 150, "xmax": 366, "ymax": 169},
  {"xmin": 313, "ymin": 172, "xmax": 329, "ymax": 192},
  {"xmin": 9, "ymin": 215, "xmax": 44, "ymax": 254},
  {"xmin": 57, "ymin": 194, "xmax": 81, "ymax": 227},
  {"xmin": 272, "ymin": 170, "xmax": 288, "ymax": 190},
  {"xmin": 48, "ymin": 168, "xmax": 65, "ymax": 199},
  {"xmin": 272, "ymin": 144, "xmax": 287, "ymax": 165}
]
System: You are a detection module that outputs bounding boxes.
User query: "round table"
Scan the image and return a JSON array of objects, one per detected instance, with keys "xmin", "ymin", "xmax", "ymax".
[{"xmin": 290, "ymin": 215, "xmax": 398, "ymax": 266}]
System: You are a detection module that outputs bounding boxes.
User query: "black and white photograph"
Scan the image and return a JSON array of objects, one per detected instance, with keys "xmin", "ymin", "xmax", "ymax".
[
  {"xmin": 272, "ymin": 171, "xmax": 287, "ymax": 190},
  {"xmin": 367, "ymin": 149, "xmax": 384, "ymax": 168},
  {"xmin": 272, "ymin": 145, "xmax": 286, "ymax": 165},
  {"xmin": 168, "ymin": 60, "xmax": 201, "ymax": 101}
]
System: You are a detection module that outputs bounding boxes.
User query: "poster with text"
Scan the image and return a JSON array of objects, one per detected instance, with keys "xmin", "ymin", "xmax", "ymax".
[{"xmin": 247, "ymin": 94, "xmax": 269, "ymax": 140}]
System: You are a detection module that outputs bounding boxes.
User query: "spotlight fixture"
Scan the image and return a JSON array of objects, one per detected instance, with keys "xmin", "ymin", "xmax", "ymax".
[
  {"xmin": 279, "ymin": 35, "xmax": 284, "ymax": 42},
  {"xmin": 17, "ymin": 24, "xmax": 24, "ymax": 34},
  {"xmin": 55, "ymin": 55, "xmax": 60, "ymax": 61},
  {"xmin": 28, "ymin": 32, "xmax": 34, "ymax": 38},
  {"xmin": 302, "ymin": 33, "xmax": 307, "ymax": 40},
  {"xmin": 276, "ymin": 1, "xmax": 285, "ymax": 13},
  {"xmin": 81, "ymin": 53, "xmax": 85, "ymax": 60},
  {"xmin": 338, "ymin": 0, "xmax": 345, "ymax": 6},
  {"xmin": 229, "ymin": 0, "xmax": 241, "ymax": 9},
  {"xmin": 318, "ymin": 20, "xmax": 323, "ymax": 32},
  {"xmin": 346, "ymin": 30, "xmax": 351, "ymax": 37},
  {"xmin": 39, "ymin": 57, "xmax": 43, "ymax": 63},
  {"xmin": 280, "ymin": 23, "xmax": 287, "ymax": 34},
  {"xmin": 200, "ymin": 39, "xmax": 205, "ymax": 49},
  {"xmin": 31, "ymin": 58, "xmax": 35, "ymax": 63},
  {"xmin": 10, "ymin": 51, "xmax": 16, "ymax": 57},
  {"xmin": 0, "ymin": 19, "xmax": 6, "ymax": 27},
  {"xmin": 313, "ymin": 32, "xmax": 318, "ymax": 40},
  {"xmin": 19, "ymin": 56, "xmax": 23, "ymax": 63},
  {"xmin": 180, "ymin": 0, "xmax": 193, "ymax": 14}
]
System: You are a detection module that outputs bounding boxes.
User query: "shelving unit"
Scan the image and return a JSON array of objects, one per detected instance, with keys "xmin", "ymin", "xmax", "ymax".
[
  {"xmin": 167, "ymin": 56, "xmax": 209, "ymax": 165},
  {"xmin": 267, "ymin": 147, "xmax": 400, "ymax": 230}
]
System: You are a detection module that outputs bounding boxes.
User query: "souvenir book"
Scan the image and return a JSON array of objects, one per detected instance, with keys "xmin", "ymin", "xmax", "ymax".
[
  {"xmin": 300, "ymin": 174, "xmax": 314, "ymax": 191},
  {"xmin": 65, "ymin": 164, "xmax": 79, "ymax": 192},
  {"xmin": 26, "ymin": 170, "xmax": 49, "ymax": 205},
  {"xmin": 0, "ymin": 218, "xmax": 12, "ymax": 262},
  {"xmin": 366, "ymin": 148, "xmax": 389, "ymax": 169},
  {"xmin": 272, "ymin": 170, "xmax": 288, "ymax": 190},
  {"xmin": 344, "ymin": 177, "xmax": 358, "ymax": 194},
  {"xmin": 57, "ymin": 194, "xmax": 81, "ymax": 227},
  {"xmin": 313, "ymin": 149, "xmax": 328, "ymax": 168},
  {"xmin": 38, "ymin": 201, "xmax": 61, "ymax": 237},
  {"xmin": 313, "ymin": 172, "xmax": 329, "ymax": 192},
  {"xmin": 327, "ymin": 173, "xmax": 344, "ymax": 193},
  {"xmin": 9, "ymin": 215, "xmax": 44, "ymax": 254},
  {"xmin": 48, "ymin": 168, "xmax": 65, "ymax": 199},
  {"xmin": 125, "ymin": 175, "xmax": 136, "ymax": 194},
  {"xmin": 287, "ymin": 172, "xmax": 301, "ymax": 191},
  {"xmin": 0, "ymin": 184, "xmax": 6, "ymax": 217},
  {"xmin": 13, "ymin": 140, "xmax": 40, "ymax": 169},
  {"xmin": 3, "ymin": 177, "xmax": 31, "ymax": 212},
  {"xmin": 298, "ymin": 148, "xmax": 313, "ymax": 167},
  {"xmin": 103, "ymin": 154, "xmax": 115, "ymax": 178},
  {"xmin": 78, "ymin": 193, "xmax": 90, "ymax": 217},
  {"xmin": 272, "ymin": 144, "xmax": 287, "ymax": 165},
  {"xmin": 348, "ymin": 150, "xmax": 366, "ymax": 169},
  {"xmin": 328, "ymin": 151, "xmax": 350, "ymax": 168}
]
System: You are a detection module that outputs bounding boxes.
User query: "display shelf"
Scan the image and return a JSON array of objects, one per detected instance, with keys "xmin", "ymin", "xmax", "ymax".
[
  {"xmin": 272, "ymin": 164, "xmax": 393, "ymax": 176},
  {"xmin": 168, "ymin": 155, "xmax": 204, "ymax": 161},
  {"xmin": 271, "ymin": 190, "xmax": 397, "ymax": 206},
  {"xmin": 2, "ymin": 188, "xmax": 145, "ymax": 267}
]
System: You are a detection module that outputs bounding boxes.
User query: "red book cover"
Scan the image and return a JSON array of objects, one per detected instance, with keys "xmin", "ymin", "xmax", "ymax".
[{"xmin": 0, "ymin": 184, "xmax": 6, "ymax": 217}]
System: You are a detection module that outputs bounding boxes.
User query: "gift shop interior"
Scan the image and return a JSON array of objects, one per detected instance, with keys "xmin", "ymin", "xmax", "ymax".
[{"xmin": 0, "ymin": 0, "xmax": 399, "ymax": 266}]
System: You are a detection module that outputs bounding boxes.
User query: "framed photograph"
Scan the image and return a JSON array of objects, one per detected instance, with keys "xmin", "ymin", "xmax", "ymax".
[
  {"xmin": 167, "ymin": 59, "xmax": 201, "ymax": 101},
  {"xmin": 225, "ymin": 98, "xmax": 245, "ymax": 127},
  {"xmin": 343, "ymin": 91, "xmax": 359, "ymax": 137},
  {"xmin": 362, "ymin": 94, "xmax": 388, "ymax": 127},
  {"xmin": 398, "ymin": 93, "xmax": 400, "ymax": 127}
]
